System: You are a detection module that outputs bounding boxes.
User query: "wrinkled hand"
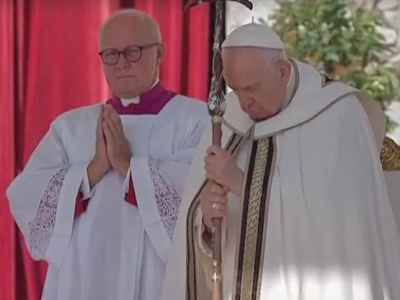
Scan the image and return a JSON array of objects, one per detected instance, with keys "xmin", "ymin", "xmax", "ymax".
[
  {"xmin": 199, "ymin": 182, "xmax": 228, "ymax": 230},
  {"xmin": 87, "ymin": 106, "xmax": 111, "ymax": 187},
  {"xmin": 103, "ymin": 105, "xmax": 131, "ymax": 176},
  {"xmin": 204, "ymin": 145, "xmax": 244, "ymax": 197}
]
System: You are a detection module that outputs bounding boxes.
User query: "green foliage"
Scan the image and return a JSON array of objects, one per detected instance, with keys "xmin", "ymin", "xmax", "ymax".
[{"xmin": 269, "ymin": 0, "xmax": 400, "ymax": 132}]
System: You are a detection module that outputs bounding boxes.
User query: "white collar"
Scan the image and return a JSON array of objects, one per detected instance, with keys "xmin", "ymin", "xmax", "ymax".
[{"xmin": 120, "ymin": 78, "xmax": 160, "ymax": 107}]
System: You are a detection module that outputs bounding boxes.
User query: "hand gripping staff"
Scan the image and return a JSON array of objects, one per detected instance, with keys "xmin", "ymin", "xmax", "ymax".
[{"xmin": 184, "ymin": 1, "xmax": 253, "ymax": 300}]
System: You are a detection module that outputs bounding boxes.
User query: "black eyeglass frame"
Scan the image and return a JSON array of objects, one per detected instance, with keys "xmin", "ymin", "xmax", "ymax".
[{"xmin": 99, "ymin": 43, "xmax": 161, "ymax": 65}]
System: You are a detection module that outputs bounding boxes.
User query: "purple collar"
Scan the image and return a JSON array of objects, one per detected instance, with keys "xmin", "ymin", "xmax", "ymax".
[{"xmin": 106, "ymin": 82, "xmax": 176, "ymax": 115}]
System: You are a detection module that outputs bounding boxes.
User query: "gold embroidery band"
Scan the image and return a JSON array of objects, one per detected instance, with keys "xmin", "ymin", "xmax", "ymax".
[
  {"xmin": 234, "ymin": 137, "xmax": 275, "ymax": 300},
  {"xmin": 186, "ymin": 132, "xmax": 244, "ymax": 300}
]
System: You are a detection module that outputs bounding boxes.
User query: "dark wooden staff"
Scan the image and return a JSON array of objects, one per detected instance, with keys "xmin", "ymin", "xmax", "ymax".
[{"xmin": 184, "ymin": 1, "xmax": 253, "ymax": 300}]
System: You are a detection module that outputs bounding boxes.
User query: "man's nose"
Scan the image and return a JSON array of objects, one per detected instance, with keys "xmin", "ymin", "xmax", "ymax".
[
  {"xmin": 237, "ymin": 98, "xmax": 249, "ymax": 112},
  {"xmin": 239, "ymin": 97, "xmax": 253, "ymax": 108},
  {"xmin": 115, "ymin": 54, "xmax": 131, "ymax": 68}
]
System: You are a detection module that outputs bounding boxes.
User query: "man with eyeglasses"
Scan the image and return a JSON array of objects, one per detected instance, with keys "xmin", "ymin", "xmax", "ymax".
[{"xmin": 7, "ymin": 8, "xmax": 208, "ymax": 300}]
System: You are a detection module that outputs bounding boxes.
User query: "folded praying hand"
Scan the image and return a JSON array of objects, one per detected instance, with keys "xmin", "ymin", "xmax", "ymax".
[{"xmin": 87, "ymin": 105, "xmax": 131, "ymax": 187}]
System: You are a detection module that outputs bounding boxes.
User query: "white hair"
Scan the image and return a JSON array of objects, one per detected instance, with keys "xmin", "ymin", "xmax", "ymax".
[
  {"xmin": 260, "ymin": 48, "xmax": 287, "ymax": 65},
  {"xmin": 222, "ymin": 46, "xmax": 287, "ymax": 64}
]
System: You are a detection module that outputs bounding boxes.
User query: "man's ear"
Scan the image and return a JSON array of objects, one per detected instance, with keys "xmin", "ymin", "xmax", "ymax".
[
  {"xmin": 279, "ymin": 59, "xmax": 291, "ymax": 84},
  {"xmin": 156, "ymin": 43, "xmax": 166, "ymax": 64}
]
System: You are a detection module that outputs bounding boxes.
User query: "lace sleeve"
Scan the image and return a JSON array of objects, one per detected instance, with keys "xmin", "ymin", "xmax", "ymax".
[
  {"xmin": 28, "ymin": 168, "xmax": 66, "ymax": 259},
  {"xmin": 148, "ymin": 159, "xmax": 182, "ymax": 239}
]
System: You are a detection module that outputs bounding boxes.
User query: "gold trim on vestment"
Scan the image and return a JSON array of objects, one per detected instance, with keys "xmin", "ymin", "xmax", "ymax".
[
  {"xmin": 186, "ymin": 132, "xmax": 245, "ymax": 300},
  {"xmin": 381, "ymin": 137, "xmax": 400, "ymax": 170},
  {"xmin": 233, "ymin": 137, "xmax": 276, "ymax": 300}
]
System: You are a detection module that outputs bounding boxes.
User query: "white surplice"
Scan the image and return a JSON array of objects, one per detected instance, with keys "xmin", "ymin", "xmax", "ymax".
[
  {"xmin": 161, "ymin": 60, "xmax": 400, "ymax": 300},
  {"xmin": 7, "ymin": 95, "xmax": 208, "ymax": 300}
]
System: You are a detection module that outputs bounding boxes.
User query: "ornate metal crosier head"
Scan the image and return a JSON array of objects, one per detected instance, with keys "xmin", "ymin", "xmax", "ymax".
[
  {"xmin": 185, "ymin": 0, "xmax": 253, "ymax": 10},
  {"xmin": 184, "ymin": 0, "xmax": 253, "ymax": 119}
]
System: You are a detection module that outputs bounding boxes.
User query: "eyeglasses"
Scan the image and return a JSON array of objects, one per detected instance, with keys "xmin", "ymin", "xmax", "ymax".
[{"xmin": 99, "ymin": 43, "xmax": 160, "ymax": 65}]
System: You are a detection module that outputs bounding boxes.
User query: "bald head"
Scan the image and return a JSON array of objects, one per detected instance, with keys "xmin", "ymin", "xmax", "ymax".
[
  {"xmin": 99, "ymin": 9, "xmax": 162, "ymax": 50},
  {"xmin": 98, "ymin": 9, "xmax": 165, "ymax": 99}
]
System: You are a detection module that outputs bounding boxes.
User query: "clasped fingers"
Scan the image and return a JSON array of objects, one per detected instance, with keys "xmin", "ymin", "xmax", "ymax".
[{"xmin": 104, "ymin": 104, "xmax": 123, "ymax": 135}]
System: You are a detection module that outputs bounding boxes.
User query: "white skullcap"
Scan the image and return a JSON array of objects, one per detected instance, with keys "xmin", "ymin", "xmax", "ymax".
[{"xmin": 222, "ymin": 22, "xmax": 285, "ymax": 50}]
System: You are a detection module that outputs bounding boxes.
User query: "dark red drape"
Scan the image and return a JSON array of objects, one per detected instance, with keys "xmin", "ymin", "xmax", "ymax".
[
  {"xmin": 0, "ymin": 1, "xmax": 211, "ymax": 299},
  {"xmin": 0, "ymin": 1, "xmax": 16, "ymax": 300}
]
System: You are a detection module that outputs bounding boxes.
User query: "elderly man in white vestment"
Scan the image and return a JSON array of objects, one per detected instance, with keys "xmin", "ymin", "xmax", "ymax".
[
  {"xmin": 161, "ymin": 22, "xmax": 400, "ymax": 300},
  {"xmin": 6, "ymin": 8, "xmax": 208, "ymax": 300}
]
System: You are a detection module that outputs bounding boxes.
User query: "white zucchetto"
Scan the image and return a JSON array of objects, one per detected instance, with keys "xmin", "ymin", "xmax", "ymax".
[{"xmin": 222, "ymin": 22, "xmax": 285, "ymax": 50}]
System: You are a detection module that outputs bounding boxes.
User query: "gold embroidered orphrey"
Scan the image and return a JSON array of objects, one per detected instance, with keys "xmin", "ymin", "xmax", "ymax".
[
  {"xmin": 185, "ymin": 134, "xmax": 276, "ymax": 300},
  {"xmin": 232, "ymin": 137, "xmax": 275, "ymax": 300}
]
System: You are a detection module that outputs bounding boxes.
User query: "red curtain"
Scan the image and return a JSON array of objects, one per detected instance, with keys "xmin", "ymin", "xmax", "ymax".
[
  {"xmin": 0, "ymin": 1, "xmax": 16, "ymax": 300},
  {"xmin": 0, "ymin": 1, "xmax": 211, "ymax": 299}
]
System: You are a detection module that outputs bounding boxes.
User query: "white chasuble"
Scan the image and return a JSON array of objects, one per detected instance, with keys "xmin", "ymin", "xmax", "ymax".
[
  {"xmin": 7, "ymin": 95, "xmax": 208, "ymax": 300},
  {"xmin": 161, "ymin": 60, "xmax": 400, "ymax": 300}
]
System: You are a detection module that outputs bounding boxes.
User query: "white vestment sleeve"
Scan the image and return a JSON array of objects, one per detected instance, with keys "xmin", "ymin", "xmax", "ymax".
[
  {"xmin": 80, "ymin": 169, "xmax": 95, "ymax": 200},
  {"xmin": 130, "ymin": 156, "xmax": 181, "ymax": 262},
  {"xmin": 131, "ymin": 116, "xmax": 208, "ymax": 263},
  {"xmin": 130, "ymin": 155, "xmax": 194, "ymax": 264},
  {"xmin": 6, "ymin": 120, "xmax": 86, "ymax": 267}
]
